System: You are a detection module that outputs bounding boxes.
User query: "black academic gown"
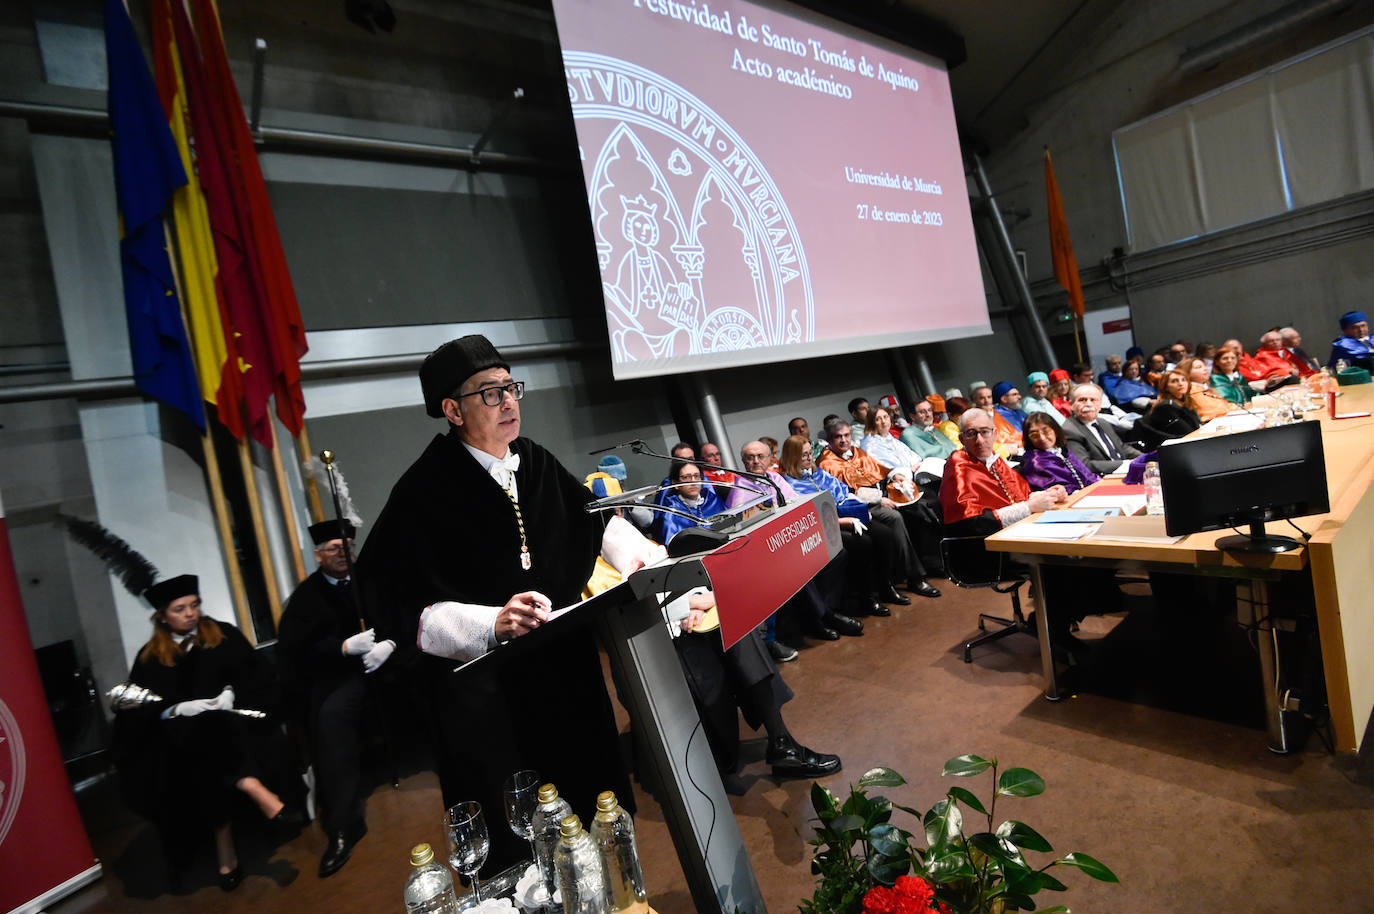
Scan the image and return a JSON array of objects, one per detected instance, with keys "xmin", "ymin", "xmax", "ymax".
[
  {"xmin": 277, "ymin": 570, "xmax": 372, "ymax": 832},
  {"xmin": 112, "ymin": 622, "xmax": 285, "ymax": 863},
  {"xmin": 356, "ymin": 429, "xmax": 632, "ymax": 871}
]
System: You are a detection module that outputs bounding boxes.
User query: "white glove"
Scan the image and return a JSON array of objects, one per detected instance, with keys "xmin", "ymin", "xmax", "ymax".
[
  {"xmin": 849, "ymin": 518, "xmax": 867, "ymax": 536},
  {"xmin": 164, "ymin": 695, "xmax": 216, "ymax": 719},
  {"xmin": 210, "ymin": 685, "xmax": 235, "ymax": 711},
  {"xmin": 342, "ymin": 628, "xmax": 376, "ymax": 656},
  {"xmin": 362, "ymin": 639, "xmax": 395, "ymax": 674}
]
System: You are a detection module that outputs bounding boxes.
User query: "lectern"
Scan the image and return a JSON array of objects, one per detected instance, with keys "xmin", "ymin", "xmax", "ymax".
[{"xmin": 454, "ymin": 491, "xmax": 841, "ymax": 913}]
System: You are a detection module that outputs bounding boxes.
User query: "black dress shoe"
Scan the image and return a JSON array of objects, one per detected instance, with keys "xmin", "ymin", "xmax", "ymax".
[
  {"xmin": 319, "ymin": 824, "xmax": 364, "ymax": 878},
  {"xmin": 823, "ymin": 611, "xmax": 864, "ymax": 636},
  {"xmin": 857, "ymin": 598, "xmax": 891, "ymax": 617},
  {"xmin": 218, "ymin": 865, "xmax": 243, "ymax": 892},
  {"xmin": 767, "ymin": 735, "xmax": 842, "ymax": 778},
  {"xmin": 880, "ymin": 585, "xmax": 911, "ymax": 605},
  {"xmin": 908, "ymin": 580, "xmax": 942, "ymax": 598},
  {"xmin": 808, "ymin": 624, "xmax": 840, "ymax": 641},
  {"xmin": 768, "ymin": 640, "xmax": 798, "ymax": 662},
  {"xmin": 269, "ymin": 806, "xmax": 304, "ymax": 841}
]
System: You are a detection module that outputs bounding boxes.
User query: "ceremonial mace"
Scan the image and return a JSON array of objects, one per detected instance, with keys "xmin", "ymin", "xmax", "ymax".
[
  {"xmin": 107, "ymin": 681, "xmax": 267, "ymax": 718},
  {"xmin": 319, "ymin": 449, "xmax": 368, "ymax": 631}
]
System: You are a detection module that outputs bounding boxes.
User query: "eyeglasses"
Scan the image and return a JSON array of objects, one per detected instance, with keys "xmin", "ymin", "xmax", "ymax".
[
  {"xmin": 318, "ymin": 543, "xmax": 351, "ymax": 556},
  {"xmin": 456, "ymin": 381, "xmax": 525, "ymax": 407},
  {"xmin": 677, "ymin": 473, "xmax": 703, "ymax": 481},
  {"xmin": 961, "ymin": 427, "xmax": 996, "ymax": 438}
]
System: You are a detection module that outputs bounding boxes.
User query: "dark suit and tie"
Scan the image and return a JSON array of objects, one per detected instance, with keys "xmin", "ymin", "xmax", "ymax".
[{"xmin": 1062, "ymin": 415, "xmax": 1143, "ymax": 476}]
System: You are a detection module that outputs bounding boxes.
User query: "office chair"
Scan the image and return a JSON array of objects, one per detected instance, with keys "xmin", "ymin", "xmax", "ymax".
[{"xmin": 940, "ymin": 536, "xmax": 1034, "ymax": 663}]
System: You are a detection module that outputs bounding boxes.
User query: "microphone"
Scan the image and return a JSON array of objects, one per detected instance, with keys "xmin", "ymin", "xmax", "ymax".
[{"xmin": 588, "ymin": 439, "xmax": 645, "ymax": 455}]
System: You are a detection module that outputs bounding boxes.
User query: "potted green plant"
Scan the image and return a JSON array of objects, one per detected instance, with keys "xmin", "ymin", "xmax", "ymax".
[{"xmin": 802, "ymin": 754, "xmax": 1118, "ymax": 914}]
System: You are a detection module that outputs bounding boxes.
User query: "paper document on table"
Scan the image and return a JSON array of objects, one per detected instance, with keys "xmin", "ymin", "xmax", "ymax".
[
  {"xmin": 1007, "ymin": 522, "xmax": 1100, "ymax": 541},
  {"xmin": 1035, "ymin": 508, "xmax": 1121, "ymax": 523},
  {"xmin": 1200, "ymin": 412, "xmax": 1265, "ymax": 434},
  {"xmin": 1074, "ymin": 495, "xmax": 1147, "ymax": 515},
  {"xmin": 1090, "ymin": 515, "xmax": 1184, "ymax": 544}
]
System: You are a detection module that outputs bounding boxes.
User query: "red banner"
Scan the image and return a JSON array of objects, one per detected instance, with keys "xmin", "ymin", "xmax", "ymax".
[
  {"xmin": 701, "ymin": 499, "xmax": 834, "ymax": 649},
  {"xmin": 0, "ymin": 494, "xmax": 100, "ymax": 911}
]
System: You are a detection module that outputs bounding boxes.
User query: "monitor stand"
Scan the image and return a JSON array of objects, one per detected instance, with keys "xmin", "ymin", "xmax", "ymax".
[{"xmin": 1217, "ymin": 520, "xmax": 1301, "ymax": 553}]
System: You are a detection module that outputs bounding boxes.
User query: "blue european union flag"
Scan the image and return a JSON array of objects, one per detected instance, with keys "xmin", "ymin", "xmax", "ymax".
[{"xmin": 105, "ymin": 0, "xmax": 204, "ymax": 431}]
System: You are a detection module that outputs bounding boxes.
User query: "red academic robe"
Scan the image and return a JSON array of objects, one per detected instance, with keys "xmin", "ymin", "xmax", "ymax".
[{"xmin": 939, "ymin": 450, "xmax": 1031, "ymax": 524}]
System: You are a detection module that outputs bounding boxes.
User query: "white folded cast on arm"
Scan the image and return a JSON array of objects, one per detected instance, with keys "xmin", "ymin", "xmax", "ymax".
[{"xmin": 418, "ymin": 516, "xmax": 667, "ymax": 663}]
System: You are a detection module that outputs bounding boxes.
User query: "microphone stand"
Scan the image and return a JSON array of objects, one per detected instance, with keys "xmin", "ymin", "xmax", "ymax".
[
  {"xmin": 319, "ymin": 449, "xmax": 367, "ymax": 631},
  {"xmin": 596, "ymin": 439, "xmax": 788, "ymax": 507}
]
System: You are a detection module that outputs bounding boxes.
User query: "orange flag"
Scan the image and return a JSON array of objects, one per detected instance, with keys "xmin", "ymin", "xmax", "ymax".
[{"xmin": 1044, "ymin": 148, "xmax": 1084, "ymax": 319}]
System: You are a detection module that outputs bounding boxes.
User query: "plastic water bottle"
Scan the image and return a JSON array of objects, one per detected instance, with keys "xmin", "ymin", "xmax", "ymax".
[
  {"xmin": 1143, "ymin": 462, "xmax": 1164, "ymax": 516},
  {"xmin": 554, "ymin": 815, "xmax": 608, "ymax": 914},
  {"xmin": 589, "ymin": 791, "xmax": 648, "ymax": 914},
  {"xmin": 532, "ymin": 782, "xmax": 574, "ymax": 907},
  {"xmin": 403, "ymin": 843, "xmax": 458, "ymax": 914}
]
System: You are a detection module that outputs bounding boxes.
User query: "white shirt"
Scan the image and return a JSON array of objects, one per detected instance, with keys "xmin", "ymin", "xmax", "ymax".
[{"xmin": 464, "ymin": 441, "xmax": 519, "ymax": 501}]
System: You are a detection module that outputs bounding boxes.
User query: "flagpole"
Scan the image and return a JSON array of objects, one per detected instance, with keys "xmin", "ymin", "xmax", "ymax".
[
  {"xmin": 294, "ymin": 426, "xmax": 326, "ymax": 522},
  {"xmin": 1074, "ymin": 316, "xmax": 1084, "ymax": 361},
  {"xmin": 161, "ymin": 217, "xmax": 256, "ymax": 643},
  {"xmin": 267, "ymin": 421, "xmax": 308, "ymax": 583},
  {"xmin": 236, "ymin": 438, "xmax": 284, "ymax": 626}
]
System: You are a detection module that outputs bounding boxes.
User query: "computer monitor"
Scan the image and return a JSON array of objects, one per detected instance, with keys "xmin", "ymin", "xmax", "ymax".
[{"xmin": 1158, "ymin": 420, "xmax": 1329, "ymax": 553}]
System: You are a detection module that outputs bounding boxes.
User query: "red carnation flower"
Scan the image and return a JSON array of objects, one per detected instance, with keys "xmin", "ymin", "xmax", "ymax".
[
  {"xmin": 862, "ymin": 885, "xmax": 897, "ymax": 914},
  {"xmin": 893, "ymin": 875, "xmax": 936, "ymax": 907},
  {"xmin": 892, "ymin": 896, "xmax": 923, "ymax": 914}
]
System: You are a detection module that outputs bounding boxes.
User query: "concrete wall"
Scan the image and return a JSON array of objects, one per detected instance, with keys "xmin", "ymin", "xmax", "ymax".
[{"xmin": 977, "ymin": 0, "xmax": 1374, "ymax": 363}]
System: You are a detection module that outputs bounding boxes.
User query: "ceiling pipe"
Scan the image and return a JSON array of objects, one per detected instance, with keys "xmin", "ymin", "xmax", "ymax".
[{"xmin": 1179, "ymin": 0, "xmax": 1354, "ymax": 74}]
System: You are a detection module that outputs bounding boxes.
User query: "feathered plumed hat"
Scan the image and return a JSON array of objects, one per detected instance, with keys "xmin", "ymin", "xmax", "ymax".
[{"xmin": 60, "ymin": 515, "xmax": 197, "ymax": 609}]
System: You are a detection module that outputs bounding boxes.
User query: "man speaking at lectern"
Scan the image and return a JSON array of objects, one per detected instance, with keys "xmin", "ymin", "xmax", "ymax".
[{"xmin": 357, "ymin": 334, "xmax": 662, "ymax": 870}]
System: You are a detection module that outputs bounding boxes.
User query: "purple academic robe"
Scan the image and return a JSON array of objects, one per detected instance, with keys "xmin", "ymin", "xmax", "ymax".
[{"xmin": 1019, "ymin": 447, "xmax": 1101, "ymax": 494}]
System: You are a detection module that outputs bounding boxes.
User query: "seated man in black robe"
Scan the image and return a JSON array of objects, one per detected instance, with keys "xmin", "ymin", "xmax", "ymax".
[
  {"xmin": 356, "ymin": 335, "xmax": 667, "ymax": 872},
  {"xmin": 278, "ymin": 519, "xmax": 395, "ymax": 878}
]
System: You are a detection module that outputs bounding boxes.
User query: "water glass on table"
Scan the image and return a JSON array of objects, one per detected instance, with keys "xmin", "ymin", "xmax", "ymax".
[{"xmin": 446, "ymin": 800, "xmax": 489, "ymax": 904}]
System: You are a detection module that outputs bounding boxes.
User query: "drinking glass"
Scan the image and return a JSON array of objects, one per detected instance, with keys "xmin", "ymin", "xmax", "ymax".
[
  {"xmin": 446, "ymin": 800, "xmax": 489, "ymax": 904},
  {"xmin": 503, "ymin": 769, "xmax": 541, "ymax": 867}
]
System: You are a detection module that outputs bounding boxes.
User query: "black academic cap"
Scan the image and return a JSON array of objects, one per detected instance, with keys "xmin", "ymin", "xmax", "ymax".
[
  {"xmin": 420, "ymin": 335, "xmax": 510, "ymax": 418},
  {"xmin": 144, "ymin": 574, "xmax": 199, "ymax": 609},
  {"xmin": 308, "ymin": 520, "xmax": 356, "ymax": 545}
]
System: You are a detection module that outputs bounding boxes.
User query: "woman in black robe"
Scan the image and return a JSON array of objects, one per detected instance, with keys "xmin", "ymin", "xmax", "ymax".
[
  {"xmin": 1131, "ymin": 369, "xmax": 1203, "ymax": 451},
  {"xmin": 112, "ymin": 575, "xmax": 291, "ymax": 891}
]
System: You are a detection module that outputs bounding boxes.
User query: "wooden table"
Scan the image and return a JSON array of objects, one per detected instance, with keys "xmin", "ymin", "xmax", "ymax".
[{"xmin": 985, "ymin": 385, "xmax": 1374, "ymax": 754}]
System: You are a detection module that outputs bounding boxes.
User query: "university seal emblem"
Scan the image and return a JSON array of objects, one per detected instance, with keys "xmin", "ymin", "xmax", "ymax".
[{"xmin": 563, "ymin": 51, "xmax": 814, "ymax": 367}]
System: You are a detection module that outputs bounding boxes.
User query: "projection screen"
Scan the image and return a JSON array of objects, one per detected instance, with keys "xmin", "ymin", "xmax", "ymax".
[{"xmin": 549, "ymin": 0, "xmax": 989, "ymax": 380}]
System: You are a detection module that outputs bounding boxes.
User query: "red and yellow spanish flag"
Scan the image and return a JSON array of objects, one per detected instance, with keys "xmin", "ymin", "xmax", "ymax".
[
  {"xmin": 1044, "ymin": 147, "xmax": 1085, "ymax": 319},
  {"xmin": 194, "ymin": 0, "xmax": 308, "ymax": 437},
  {"xmin": 150, "ymin": 0, "xmax": 245, "ymax": 440}
]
